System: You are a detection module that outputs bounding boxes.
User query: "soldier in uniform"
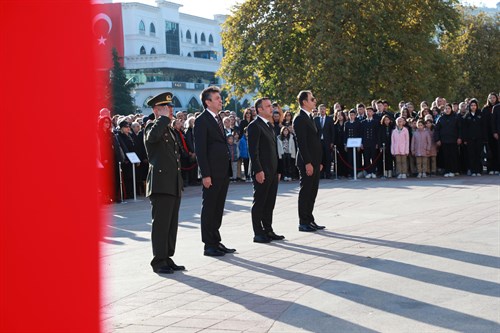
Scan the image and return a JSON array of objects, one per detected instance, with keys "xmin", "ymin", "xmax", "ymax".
[{"xmin": 144, "ymin": 92, "xmax": 185, "ymax": 274}]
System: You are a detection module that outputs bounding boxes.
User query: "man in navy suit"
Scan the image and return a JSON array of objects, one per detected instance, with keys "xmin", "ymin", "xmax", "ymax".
[
  {"xmin": 293, "ymin": 90, "xmax": 325, "ymax": 232},
  {"xmin": 315, "ymin": 104, "xmax": 335, "ymax": 179},
  {"xmin": 194, "ymin": 86, "xmax": 236, "ymax": 256},
  {"xmin": 247, "ymin": 97, "xmax": 285, "ymax": 243}
]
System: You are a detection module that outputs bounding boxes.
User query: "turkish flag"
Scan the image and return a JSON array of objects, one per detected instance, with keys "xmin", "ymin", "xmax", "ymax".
[
  {"xmin": 92, "ymin": 3, "xmax": 124, "ymax": 70},
  {"xmin": 0, "ymin": 1, "xmax": 101, "ymax": 332}
]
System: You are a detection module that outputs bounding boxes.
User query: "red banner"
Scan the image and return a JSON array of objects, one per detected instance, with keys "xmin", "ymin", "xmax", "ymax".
[
  {"xmin": 0, "ymin": 1, "xmax": 101, "ymax": 332},
  {"xmin": 92, "ymin": 3, "xmax": 124, "ymax": 70}
]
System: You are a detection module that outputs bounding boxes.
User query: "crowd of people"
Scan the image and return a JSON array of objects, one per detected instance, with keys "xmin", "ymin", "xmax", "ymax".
[{"xmin": 97, "ymin": 92, "xmax": 500, "ymax": 204}]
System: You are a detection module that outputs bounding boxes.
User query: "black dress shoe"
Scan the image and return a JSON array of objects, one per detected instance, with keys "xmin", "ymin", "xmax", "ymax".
[
  {"xmin": 204, "ymin": 247, "xmax": 226, "ymax": 256},
  {"xmin": 310, "ymin": 221, "xmax": 326, "ymax": 230},
  {"xmin": 153, "ymin": 265, "xmax": 174, "ymax": 274},
  {"xmin": 267, "ymin": 231, "xmax": 285, "ymax": 240},
  {"xmin": 299, "ymin": 224, "xmax": 317, "ymax": 232},
  {"xmin": 167, "ymin": 258, "xmax": 186, "ymax": 271},
  {"xmin": 218, "ymin": 243, "xmax": 236, "ymax": 253},
  {"xmin": 253, "ymin": 234, "xmax": 271, "ymax": 243}
]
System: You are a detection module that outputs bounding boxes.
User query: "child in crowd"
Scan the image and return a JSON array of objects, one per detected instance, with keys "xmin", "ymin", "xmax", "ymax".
[
  {"xmin": 411, "ymin": 120, "xmax": 431, "ymax": 178},
  {"xmin": 391, "ymin": 117, "xmax": 410, "ymax": 178},
  {"xmin": 425, "ymin": 120, "xmax": 438, "ymax": 175},
  {"xmin": 227, "ymin": 134, "xmax": 240, "ymax": 182},
  {"xmin": 407, "ymin": 118, "xmax": 418, "ymax": 176},
  {"xmin": 238, "ymin": 128, "xmax": 250, "ymax": 181},
  {"xmin": 232, "ymin": 131, "xmax": 243, "ymax": 180},
  {"xmin": 277, "ymin": 126, "xmax": 297, "ymax": 181}
]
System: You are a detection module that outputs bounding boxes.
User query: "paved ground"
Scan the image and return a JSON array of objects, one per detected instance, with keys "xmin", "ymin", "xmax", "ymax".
[{"xmin": 101, "ymin": 175, "xmax": 500, "ymax": 333}]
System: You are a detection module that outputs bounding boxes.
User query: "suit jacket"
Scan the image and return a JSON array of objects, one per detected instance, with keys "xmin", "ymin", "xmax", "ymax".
[
  {"xmin": 144, "ymin": 116, "xmax": 183, "ymax": 197},
  {"xmin": 194, "ymin": 110, "xmax": 230, "ymax": 179},
  {"xmin": 293, "ymin": 110, "xmax": 322, "ymax": 167},
  {"xmin": 315, "ymin": 115, "xmax": 335, "ymax": 145},
  {"xmin": 247, "ymin": 117, "xmax": 280, "ymax": 176}
]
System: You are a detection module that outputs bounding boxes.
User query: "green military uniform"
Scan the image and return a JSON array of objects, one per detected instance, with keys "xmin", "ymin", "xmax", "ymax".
[{"xmin": 144, "ymin": 94, "xmax": 183, "ymax": 272}]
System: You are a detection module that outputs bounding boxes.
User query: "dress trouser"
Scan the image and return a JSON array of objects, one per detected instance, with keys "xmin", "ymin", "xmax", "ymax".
[
  {"xmin": 201, "ymin": 176, "xmax": 230, "ymax": 249},
  {"xmin": 251, "ymin": 173, "xmax": 279, "ymax": 235},
  {"xmin": 297, "ymin": 162, "xmax": 320, "ymax": 225},
  {"xmin": 466, "ymin": 139, "xmax": 483, "ymax": 174},
  {"xmin": 150, "ymin": 193, "xmax": 181, "ymax": 269},
  {"xmin": 441, "ymin": 143, "xmax": 458, "ymax": 173}
]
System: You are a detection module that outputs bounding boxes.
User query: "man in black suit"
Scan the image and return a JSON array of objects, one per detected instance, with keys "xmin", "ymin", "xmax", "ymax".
[
  {"xmin": 293, "ymin": 90, "xmax": 325, "ymax": 232},
  {"xmin": 144, "ymin": 92, "xmax": 185, "ymax": 274},
  {"xmin": 247, "ymin": 97, "xmax": 285, "ymax": 243},
  {"xmin": 194, "ymin": 86, "xmax": 236, "ymax": 257},
  {"xmin": 315, "ymin": 104, "xmax": 335, "ymax": 179}
]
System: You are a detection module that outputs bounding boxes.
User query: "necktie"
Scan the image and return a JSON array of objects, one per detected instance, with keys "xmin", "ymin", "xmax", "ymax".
[
  {"xmin": 216, "ymin": 114, "xmax": 225, "ymax": 136},
  {"xmin": 267, "ymin": 122, "xmax": 274, "ymax": 132},
  {"xmin": 309, "ymin": 114, "xmax": 313, "ymax": 121},
  {"xmin": 321, "ymin": 117, "xmax": 325, "ymax": 128}
]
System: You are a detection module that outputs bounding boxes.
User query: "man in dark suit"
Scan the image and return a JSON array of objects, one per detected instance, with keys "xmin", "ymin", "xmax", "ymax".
[
  {"xmin": 315, "ymin": 104, "xmax": 335, "ymax": 179},
  {"xmin": 360, "ymin": 106, "xmax": 379, "ymax": 178},
  {"xmin": 144, "ymin": 92, "xmax": 185, "ymax": 274},
  {"xmin": 247, "ymin": 97, "xmax": 285, "ymax": 243},
  {"xmin": 293, "ymin": 90, "xmax": 325, "ymax": 232},
  {"xmin": 194, "ymin": 86, "xmax": 236, "ymax": 256}
]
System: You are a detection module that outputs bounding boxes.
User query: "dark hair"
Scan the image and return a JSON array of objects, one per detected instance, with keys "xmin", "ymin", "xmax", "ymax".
[
  {"xmin": 279, "ymin": 126, "xmax": 290, "ymax": 140},
  {"xmin": 380, "ymin": 115, "xmax": 392, "ymax": 126},
  {"xmin": 297, "ymin": 90, "xmax": 311, "ymax": 107},
  {"xmin": 356, "ymin": 103, "xmax": 365, "ymax": 109},
  {"xmin": 485, "ymin": 92, "xmax": 499, "ymax": 108},
  {"xmin": 254, "ymin": 97, "xmax": 270, "ymax": 114},
  {"xmin": 468, "ymin": 98, "xmax": 479, "ymax": 111},
  {"xmin": 200, "ymin": 86, "xmax": 221, "ymax": 109}
]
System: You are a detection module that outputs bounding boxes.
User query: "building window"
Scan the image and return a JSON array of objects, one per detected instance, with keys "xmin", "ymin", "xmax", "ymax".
[
  {"xmin": 140, "ymin": 46, "xmax": 146, "ymax": 55},
  {"xmin": 172, "ymin": 96, "xmax": 182, "ymax": 108},
  {"xmin": 186, "ymin": 30, "xmax": 192, "ymax": 42},
  {"xmin": 188, "ymin": 97, "xmax": 201, "ymax": 111},
  {"xmin": 150, "ymin": 47, "xmax": 156, "ymax": 54},
  {"xmin": 200, "ymin": 33, "xmax": 206, "ymax": 44},
  {"xmin": 139, "ymin": 20, "xmax": 145, "ymax": 34},
  {"xmin": 194, "ymin": 33, "xmax": 198, "ymax": 44},
  {"xmin": 165, "ymin": 21, "xmax": 180, "ymax": 55},
  {"xmin": 194, "ymin": 50, "xmax": 217, "ymax": 60},
  {"xmin": 208, "ymin": 34, "xmax": 214, "ymax": 45},
  {"xmin": 150, "ymin": 23, "xmax": 156, "ymax": 36}
]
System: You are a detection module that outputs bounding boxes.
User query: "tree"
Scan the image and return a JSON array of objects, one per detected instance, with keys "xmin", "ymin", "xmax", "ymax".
[
  {"xmin": 440, "ymin": 9, "xmax": 500, "ymax": 101},
  {"xmin": 110, "ymin": 48, "xmax": 136, "ymax": 115},
  {"xmin": 219, "ymin": 0, "xmax": 461, "ymax": 108}
]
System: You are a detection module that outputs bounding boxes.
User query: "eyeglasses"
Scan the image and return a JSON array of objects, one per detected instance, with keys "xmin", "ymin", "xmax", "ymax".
[{"xmin": 310, "ymin": 97, "xmax": 316, "ymax": 102}]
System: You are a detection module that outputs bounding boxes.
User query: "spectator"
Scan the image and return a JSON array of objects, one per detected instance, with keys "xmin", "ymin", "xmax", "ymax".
[{"xmin": 391, "ymin": 117, "xmax": 410, "ymax": 179}]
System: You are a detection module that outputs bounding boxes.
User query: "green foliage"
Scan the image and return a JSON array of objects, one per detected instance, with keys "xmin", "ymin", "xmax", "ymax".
[
  {"xmin": 441, "ymin": 10, "xmax": 500, "ymax": 102},
  {"xmin": 110, "ymin": 48, "xmax": 136, "ymax": 115},
  {"xmin": 219, "ymin": 0, "xmax": 462, "ymax": 107}
]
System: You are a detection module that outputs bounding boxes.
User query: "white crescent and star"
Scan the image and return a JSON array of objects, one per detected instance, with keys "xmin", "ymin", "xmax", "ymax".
[{"xmin": 93, "ymin": 13, "xmax": 112, "ymax": 45}]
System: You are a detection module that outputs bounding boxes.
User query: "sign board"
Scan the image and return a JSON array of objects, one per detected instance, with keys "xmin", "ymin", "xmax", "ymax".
[
  {"xmin": 126, "ymin": 152, "xmax": 141, "ymax": 163},
  {"xmin": 346, "ymin": 138, "xmax": 362, "ymax": 148}
]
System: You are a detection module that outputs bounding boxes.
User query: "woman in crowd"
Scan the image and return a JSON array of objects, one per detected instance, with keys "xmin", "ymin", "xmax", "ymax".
[
  {"xmin": 239, "ymin": 108, "xmax": 254, "ymax": 136},
  {"xmin": 277, "ymin": 126, "xmax": 296, "ymax": 181},
  {"xmin": 239, "ymin": 127, "xmax": 250, "ymax": 182},
  {"xmin": 116, "ymin": 118, "xmax": 138, "ymax": 199},
  {"xmin": 378, "ymin": 115, "xmax": 394, "ymax": 177},
  {"xmin": 434, "ymin": 103, "xmax": 462, "ymax": 177},
  {"xmin": 334, "ymin": 110, "xmax": 349, "ymax": 178},
  {"xmin": 97, "ymin": 115, "xmax": 123, "ymax": 203},
  {"xmin": 463, "ymin": 99, "xmax": 484, "ymax": 176},
  {"xmin": 481, "ymin": 93, "xmax": 499, "ymax": 174},
  {"xmin": 184, "ymin": 116, "xmax": 199, "ymax": 185}
]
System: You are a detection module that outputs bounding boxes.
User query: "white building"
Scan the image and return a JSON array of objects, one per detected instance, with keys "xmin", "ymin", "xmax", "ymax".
[{"xmin": 117, "ymin": 0, "xmax": 253, "ymax": 114}]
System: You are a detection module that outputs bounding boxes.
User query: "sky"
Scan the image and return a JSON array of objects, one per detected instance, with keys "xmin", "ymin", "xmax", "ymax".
[{"xmin": 115, "ymin": 0, "xmax": 498, "ymax": 20}]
